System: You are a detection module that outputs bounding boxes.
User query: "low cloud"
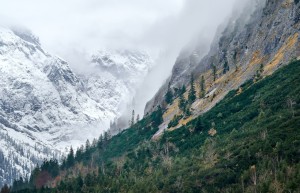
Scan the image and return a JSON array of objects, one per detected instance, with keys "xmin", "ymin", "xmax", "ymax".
[{"xmin": 1, "ymin": 0, "xmax": 253, "ymax": 118}]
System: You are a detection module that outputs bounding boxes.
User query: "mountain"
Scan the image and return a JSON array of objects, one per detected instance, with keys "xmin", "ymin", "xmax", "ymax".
[
  {"xmin": 145, "ymin": 0, "xmax": 300, "ymax": 135},
  {"xmin": 8, "ymin": 56, "xmax": 300, "ymax": 193},
  {"xmin": 2, "ymin": 0, "xmax": 300, "ymax": 191},
  {"xmin": 0, "ymin": 26, "xmax": 153, "ymax": 187},
  {"xmin": 3, "ymin": 0, "xmax": 300, "ymax": 192},
  {"xmin": 80, "ymin": 49, "xmax": 154, "ymax": 132}
]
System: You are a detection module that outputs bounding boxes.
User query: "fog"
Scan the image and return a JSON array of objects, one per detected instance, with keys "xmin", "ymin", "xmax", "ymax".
[{"xmin": 0, "ymin": 0, "xmax": 252, "ymax": 120}]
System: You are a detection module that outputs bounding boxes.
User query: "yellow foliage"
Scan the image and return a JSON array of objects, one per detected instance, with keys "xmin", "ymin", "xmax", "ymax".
[{"xmin": 265, "ymin": 33, "xmax": 298, "ymax": 74}]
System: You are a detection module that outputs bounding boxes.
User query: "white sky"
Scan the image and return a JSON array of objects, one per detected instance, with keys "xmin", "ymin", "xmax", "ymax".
[{"xmin": 0, "ymin": 0, "xmax": 184, "ymax": 53}]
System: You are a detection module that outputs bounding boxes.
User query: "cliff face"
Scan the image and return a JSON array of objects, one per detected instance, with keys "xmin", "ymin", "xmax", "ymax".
[{"xmin": 145, "ymin": 0, "xmax": 300, "ymax": 118}]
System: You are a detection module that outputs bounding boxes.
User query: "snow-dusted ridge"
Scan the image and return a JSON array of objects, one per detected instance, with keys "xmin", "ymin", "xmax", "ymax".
[{"xmin": 0, "ymin": 26, "xmax": 153, "ymax": 186}]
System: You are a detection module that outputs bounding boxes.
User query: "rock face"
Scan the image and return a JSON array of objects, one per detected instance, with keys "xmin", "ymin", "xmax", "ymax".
[
  {"xmin": 145, "ymin": 0, "xmax": 300, "ymax": 116},
  {"xmin": 0, "ymin": 26, "xmax": 153, "ymax": 186}
]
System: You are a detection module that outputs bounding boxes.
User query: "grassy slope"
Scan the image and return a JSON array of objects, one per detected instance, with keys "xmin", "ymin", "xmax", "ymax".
[{"xmin": 12, "ymin": 60, "xmax": 300, "ymax": 193}]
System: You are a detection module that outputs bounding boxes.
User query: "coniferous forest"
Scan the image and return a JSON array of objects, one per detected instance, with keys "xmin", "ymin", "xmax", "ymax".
[{"xmin": 3, "ymin": 60, "xmax": 300, "ymax": 193}]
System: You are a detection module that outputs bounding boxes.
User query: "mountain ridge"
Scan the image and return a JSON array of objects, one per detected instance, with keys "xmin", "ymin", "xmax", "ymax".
[{"xmin": 0, "ymin": 26, "xmax": 153, "ymax": 187}]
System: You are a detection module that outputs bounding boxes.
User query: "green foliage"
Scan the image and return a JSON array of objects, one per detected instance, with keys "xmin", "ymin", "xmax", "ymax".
[
  {"xmin": 180, "ymin": 85, "xmax": 186, "ymax": 95},
  {"xmin": 168, "ymin": 114, "xmax": 183, "ymax": 128},
  {"xmin": 9, "ymin": 60, "xmax": 300, "ymax": 193},
  {"xmin": 165, "ymin": 83, "xmax": 174, "ymax": 104},
  {"xmin": 66, "ymin": 147, "xmax": 75, "ymax": 168},
  {"xmin": 178, "ymin": 94, "xmax": 186, "ymax": 111},
  {"xmin": 194, "ymin": 116, "xmax": 205, "ymax": 132},
  {"xmin": 223, "ymin": 60, "xmax": 230, "ymax": 74},
  {"xmin": 212, "ymin": 64, "xmax": 217, "ymax": 81},
  {"xmin": 199, "ymin": 75, "xmax": 205, "ymax": 98},
  {"xmin": 151, "ymin": 106, "xmax": 163, "ymax": 127},
  {"xmin": 188, "ymin": 74, "xmax": 196, "ymax": 104},
  {"xmin": 164, "ymin": 89, "xmax": 173, "ymax": 105}
]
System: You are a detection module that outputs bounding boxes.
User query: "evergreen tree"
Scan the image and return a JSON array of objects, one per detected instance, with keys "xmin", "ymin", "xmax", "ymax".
[
  {"xmin": 74, "ymin": 175, "xmax": 83, "ymax": 191},
  {"xmin": 151, "ymin": 106, "xmax": 163, "ymax": 127},
  {"xmin": 66, "ymin": 147, "xmax": 75, "ymax": 168},
  {"xmin": 212, "ymin": 64, "xmax": 217, "ymax": 81},
  {"xmin": 188, "ymin": 74, "xmax": 196, "ymax": 104},
  {"xmin": 179, "ymin": 94, "xmax": 186, "ymax": 111},
  {"xmin": 85, "ymin": 140, "xmax": 90, "ymax": 150},
  {"xmin": 136, "ymin": 114, "xmax": 140, "ymax": 123},
  {"xmin": 200, "ymin": 75, "xmax": 205, "ymax": 98},
  {"xmin": 0, "ymin": 184, "xmax": 10, "ymax": 193},
  {"xmin": 165, "ymin": 89, "xmax": 173, "ymax": 104},
  {"xmin": 165, "ymin": 82, "xmax": 173, "ymax": 104},
  {"xmin": 223, "ymin": 60, "xmax": 229, "ymax": 74},
  {"xmin": 195, "ymin": 116, "xmax": 205, "ymax": 132},
  {"xmin": 97, "ymin": 134, "xmax": 104, "ymax": 149},
  {"xmin": 181, "ymin": 85, "xmax": 186, "ymax": 95}
]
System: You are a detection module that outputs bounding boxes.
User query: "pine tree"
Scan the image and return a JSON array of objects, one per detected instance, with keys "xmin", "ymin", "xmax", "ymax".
[
  {"xmin": 0, "ymin": 184, "xmax": 10, "ymax": 193},
  {"xmin": 212, "ymin": 64, "xmax": 217, "ymax": 81},
  {"xmin": 151, "ymin": 106, "xmax": 163, "ymax": 127},
  {"xmin": 223, "ymin": 60, "xmax": 229, "ymax": 74},
  {"xmin": 165, "ymin": 82, "xmax": 173, "ymax": 104},
  {"xmin": 200, "ymin": 75, "xmax": 205, "ymax": 98},
  {"xmin": 181, "ymin": 85, "xmax": 186, "ymax": 95},
  {"xmin": 188, "ymin": 74, "xmax": 196, "ymax": 104},
  {"xmin": 195, "ymin": 116, "xmax": 205, "ymax": 132},
  {"xmin": 179, "ymin": 94, "xmax": 186, "ymax": 111},
  {"xmin": 136, "ymin": 114, "xmax": 140, "ymax": 123},
  {"xmin": 85, "ymin": 139, "xmax": 90, "ymax": 150},
  {"xmin": 66, "ymin": 147, "xmax": 74, "ymax": 168}
]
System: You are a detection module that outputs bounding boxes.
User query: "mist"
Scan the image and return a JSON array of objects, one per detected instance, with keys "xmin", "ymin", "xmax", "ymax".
[{"xmin": 0, "ymin": 0, "xmax": 252, "ymax": 123}]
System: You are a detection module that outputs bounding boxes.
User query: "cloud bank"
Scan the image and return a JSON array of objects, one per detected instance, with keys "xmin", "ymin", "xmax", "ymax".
[{"xmin": 1, "ymin": 0, "xmax": 246, "ymax": 118}]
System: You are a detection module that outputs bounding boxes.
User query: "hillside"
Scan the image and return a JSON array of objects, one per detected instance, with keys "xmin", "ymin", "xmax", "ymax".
[
  {"xmin": 145, "ymin": 0, "xmax": 300, "ymax": 134},
  {"xmin": 6, "ymin": 60, "xmax": 300, "ymax": 193}
]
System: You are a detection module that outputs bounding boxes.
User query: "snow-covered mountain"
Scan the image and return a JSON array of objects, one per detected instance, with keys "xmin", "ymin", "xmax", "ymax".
[
  {"xmin": 0, "ymin": 26, "xmax": 153, "ymax": 186},
  {"xmin": 81, "ymin": 49, "xmax": 153, "ymax": 119}
]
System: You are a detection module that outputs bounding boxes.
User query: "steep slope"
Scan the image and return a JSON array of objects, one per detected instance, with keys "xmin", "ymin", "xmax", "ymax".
[
  {"xmin": 0, "ymin": 26, "xmax": 153, "ymax": 187},
  {"xmin": 0, "ymin": 26, "xmax": 111, "ymax": 187},
  {"xmin": 145, "ymin": 0, "xmax": 300, "ymax": 134},
  {"xmin": 9, "ymin": 59, "xmax": 300, "ymax": 193}
]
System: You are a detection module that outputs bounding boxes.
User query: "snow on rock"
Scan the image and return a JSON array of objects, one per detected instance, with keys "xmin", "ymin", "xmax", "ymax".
[{"xmin": 0, "ymin": 26, "xmax": 153, "ymax": 186}]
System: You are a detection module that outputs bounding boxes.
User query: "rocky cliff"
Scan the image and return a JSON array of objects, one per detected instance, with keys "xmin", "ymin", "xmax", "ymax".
[{"xmin": 145, "ymin": 0, "xmax": 300, "ymax": 137}]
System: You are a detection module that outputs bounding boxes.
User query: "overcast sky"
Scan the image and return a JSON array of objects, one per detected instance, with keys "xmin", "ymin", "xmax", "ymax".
[
  {"xmin": 0, "ymin": 0, "xmax": 183, "ymax": 53},
  {"xmin": 0, "ymin": 0, "xmax": 242, "ymax": 116}
]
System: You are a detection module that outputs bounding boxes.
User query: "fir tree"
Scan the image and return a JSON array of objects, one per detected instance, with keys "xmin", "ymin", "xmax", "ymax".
[
  {"xmin": 66, "ymin": 147, "xmax": 74, "ymax": 168},
  {"xmin": 165, "ymin": 82, "xmax": 173, "ymax": 104},
  {"xmin": 200, "ymin": 75, "xmax": 205, "ymax": 98},
  {"xmin": 0, "ymin": 184, "xmax": 10, "ymax": 193},
  {"xmin": 136, "ymin": 114, "xmax": 140, "ymax": 123},
  {"xmin": 151, "ymin": 106, "xmax": 163, "ymax": 127},
  {"xmin": 188, "ymin": 74, "xmax": 196, "ymax": 104},
  {"xmin": 195, "ymin": 116, "xmax": 205, "ymax": 132},
  {"xmin": 212, "ymin": 64, "xmax": 217, "ymax": 81},
  {"xmin": 179, "ymin": 94, "xmax": 186, "ymax": 111},
  {"xmin": 223, "ymin": 60, "xmax": 229, "ymax": 74},
  {"xmin": 181, "ymin": 85, "xmax": 186, "ymax": 95}
]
